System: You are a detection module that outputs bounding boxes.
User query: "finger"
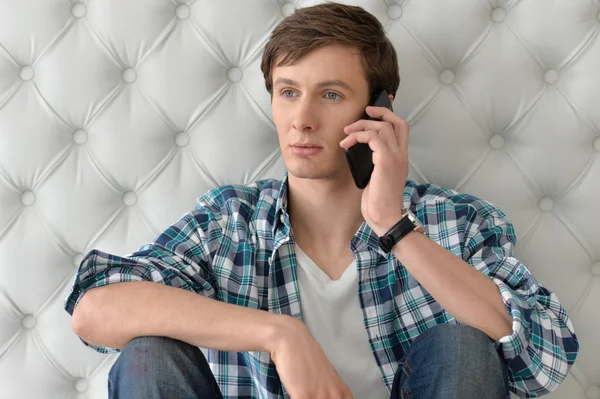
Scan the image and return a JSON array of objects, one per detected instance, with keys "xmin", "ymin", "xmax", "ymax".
[
  {"xmin": 344, "ymin": 119, "xmax": 387, "ymax": 134},
  {"xmin": 344, "ymin": 120, "xmax": 399, "ymax": 148},
  {"xmin": 379, "ymin": 126, "xmax": 400, "ymax": 150},
  {"xmin": 365, "ymin": 106, "xmax": 410, "ymax": 150},
  {"xmin": 339, "ymin": 130, "xmax": 390, "ymax": 155}
]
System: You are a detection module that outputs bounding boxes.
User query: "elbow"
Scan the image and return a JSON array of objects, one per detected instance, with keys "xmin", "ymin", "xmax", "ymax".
[{"xmin": 70, "ymin": 290, "xmax": 98, "ymax": 340}]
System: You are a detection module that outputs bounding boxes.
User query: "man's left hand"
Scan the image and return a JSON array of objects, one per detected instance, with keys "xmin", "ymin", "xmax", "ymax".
[{"xmin": 340, "ymin": 105, "xmax": 410, "ymax": 237}]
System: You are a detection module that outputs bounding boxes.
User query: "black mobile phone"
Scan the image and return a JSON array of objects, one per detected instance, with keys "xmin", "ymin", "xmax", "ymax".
[{"xmin": 344, "ymin": 89, "xmax": 393, "ymax": 189}]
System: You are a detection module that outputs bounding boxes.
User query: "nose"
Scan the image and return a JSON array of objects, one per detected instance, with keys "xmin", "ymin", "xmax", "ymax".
[{"xmin": 291, "ymin": 98, "xmax": 318, "ymax": 133}]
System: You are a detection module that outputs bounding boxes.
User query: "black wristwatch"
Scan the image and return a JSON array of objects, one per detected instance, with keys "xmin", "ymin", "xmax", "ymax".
[{"xmin": 378, "ymin": 209, "xmax": 423, "ymax": 253}]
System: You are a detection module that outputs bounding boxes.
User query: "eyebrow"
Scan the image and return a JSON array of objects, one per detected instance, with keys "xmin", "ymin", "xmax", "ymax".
[{"xmin": 272, "ymin": 78, "xmax": 354, "ymax": 92}]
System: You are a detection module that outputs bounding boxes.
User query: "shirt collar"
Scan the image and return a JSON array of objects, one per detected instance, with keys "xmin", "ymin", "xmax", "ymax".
[
  {"xmin": 272, "ymin": 171, "xmax": 387, "ymax": 256},
  {"xmin": 272, "ymin": 171, "xmax": 289, "ymax": 235}
]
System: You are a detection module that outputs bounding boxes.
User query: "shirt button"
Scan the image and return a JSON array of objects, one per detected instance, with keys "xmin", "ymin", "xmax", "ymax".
[
  {"xmin": 280, "ymin": 214, "xmax": 285, "ymax": 224},
  {"xmin": 268, "ymin": 256, "xmax": 273, "ymax": 265}
]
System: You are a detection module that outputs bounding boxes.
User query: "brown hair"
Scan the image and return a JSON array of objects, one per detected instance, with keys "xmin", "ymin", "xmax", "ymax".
[{"xmin": 261, "ymin": 2, "xmax": 400, "ymax": 99}]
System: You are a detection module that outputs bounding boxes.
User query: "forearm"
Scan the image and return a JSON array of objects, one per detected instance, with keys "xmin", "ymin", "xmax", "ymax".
[
  {"xmin": 392, "ymin": 231, "xmax": 513, "ymax": 341},
  {"xmin": 71, "ymin": 281, "xmax": 285, "ymax": 352}
]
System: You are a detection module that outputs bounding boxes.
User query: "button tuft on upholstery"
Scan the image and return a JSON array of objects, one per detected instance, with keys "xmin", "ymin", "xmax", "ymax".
[
  {"xmin": 586, "ymin": 385, "xmax": 600, "ymax": 399},
  {"xmin": 122, "ymin": 68, "xmax": 137, "ymax": 83},
  {"xmin": 21, "ymin": 190, "xmax": 35, "ymax": 206},
  {"xmin": 490, "ymin": 135, "xmax": 505, "ymax": 150},
  {"xmin": 72, "ymin": 3, "xmax": 87, "ymax": 18},
  {"xmin": 387, "ymin": 4, "xmax": 403, "ymax": 20},
  {"xmin": 74, "ymin": 378, "xmax": 89, "ymax": 393},
  {"xmin": 228, "ymin": 67, "xmax": 243, "ymax": 82},
  {"xmin": 544, "ymin": 69, "xmax": 559, "ymax": 85},
  {"xmin": 491, "ymin": 8, "xmax": 506, "ymax": 22},
  {"xmin": 21, "ymin": 314, "xmax": 36, "ymax": 330},
  {"xmin": 175, "ymin": 132, "xmax": 190, "ymax": 147},
  {"xmin": 72, "ymin": 253, "xmax": 84, "ymax": 267},
  {"xmin": 591, "ymin": 262, "xmax": 600, "ymax": 277},
  {"xmin": 20, "ymin": 66, "xmax": 34, "ymax": 81},
  {"xmin": 593, "ymin": 137, "xmax": 600, "ymax": 152},
  {"xmin": 175, "ymin": 4, "xmax": 191, "ymax": 19},
  {"xmin": 72, "ymin": 129, "xmax": 87, "ymax": 144},
  {"xmin": 281, "ymin": 2, "xmax": 295, "ymax": 17},
  {"xmin": 439, "ymin": 70, "xmax": 455, "ymax": 85},
  {"xmin": 539, "ymin": 197, "xmax": 554, "ymax": 212},
  {"xmin": 123, "ymin": 191, "xmax": 137, "ymax": 206}
]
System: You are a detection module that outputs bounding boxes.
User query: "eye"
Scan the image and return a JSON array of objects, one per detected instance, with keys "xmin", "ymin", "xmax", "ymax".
[
  {"xmin": 282, "ymin": 90, "xmax": 296, "ymax": 98},
  {"xmin": 325, "ymin": 92, "xmax": 341, "ymax": 100}
]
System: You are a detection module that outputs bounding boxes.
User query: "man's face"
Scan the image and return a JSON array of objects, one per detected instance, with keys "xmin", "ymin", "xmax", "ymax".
[{"xmin": 271, "ymin": 44, "xmax": 370, "ymax": 182}]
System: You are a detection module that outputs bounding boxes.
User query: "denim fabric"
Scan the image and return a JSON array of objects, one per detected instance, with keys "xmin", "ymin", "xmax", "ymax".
[
  {"xmin": 390, "ymin": 324, "xmax": 510, "ymax": 399},
  {"xmin": 108, "ymin": 336, "xmax": 222, "ymax": 399},
  {"xmin": 108, "ymin": 324, "xmax": 509, "ymax": 399}
]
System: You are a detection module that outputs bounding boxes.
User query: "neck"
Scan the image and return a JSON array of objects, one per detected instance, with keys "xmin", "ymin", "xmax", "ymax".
[{"xmin": 286, "ymin": 173, "xmax": 364, "ymax": 251}]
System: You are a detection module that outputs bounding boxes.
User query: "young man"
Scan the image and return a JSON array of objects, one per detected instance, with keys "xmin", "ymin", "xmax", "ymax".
[{"xmin": 65, "ymin": 3, "xmax": 579, "ymax": 399}]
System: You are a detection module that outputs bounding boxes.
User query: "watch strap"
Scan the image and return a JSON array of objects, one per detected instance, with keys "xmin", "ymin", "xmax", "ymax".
[{"xmin": 378, "ymin": 212, "xmax": 417, "ymax": 253}]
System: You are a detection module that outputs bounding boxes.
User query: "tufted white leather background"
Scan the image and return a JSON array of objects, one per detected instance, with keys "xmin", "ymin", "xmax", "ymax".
[{"xmin": 0, "ymin": 0, "xmax": 598, "ymax": 398}]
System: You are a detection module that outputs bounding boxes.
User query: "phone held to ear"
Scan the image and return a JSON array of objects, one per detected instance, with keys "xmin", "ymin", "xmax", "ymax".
[{"xmin": 344, "ymin": 89, "xmax": 393, "ymax": 189}]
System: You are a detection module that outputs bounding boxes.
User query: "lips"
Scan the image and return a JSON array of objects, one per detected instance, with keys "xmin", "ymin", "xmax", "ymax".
[
  {"xmin": 291, "ymin": 144, "xmax": 322, "ymax": 148},
  {"xmin": 290, "ymin": 144, "xmax": 323, "ymax": 156}
]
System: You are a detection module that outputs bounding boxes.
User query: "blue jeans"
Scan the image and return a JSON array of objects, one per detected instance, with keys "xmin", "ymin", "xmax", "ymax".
[{"xmin": 108, "ymin": 324, "xmax": 509, "ymax": 398}]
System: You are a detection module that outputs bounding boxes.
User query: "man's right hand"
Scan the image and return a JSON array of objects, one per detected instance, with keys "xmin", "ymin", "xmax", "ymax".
[{"xmin": 268, "ymin": 316, "xmax": 353, "ymax": 399}]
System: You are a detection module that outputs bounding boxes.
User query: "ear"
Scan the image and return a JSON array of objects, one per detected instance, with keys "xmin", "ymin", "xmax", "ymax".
[{"xmin": 388, "ymin": 94, "xmax": 394, "ymax": 103}]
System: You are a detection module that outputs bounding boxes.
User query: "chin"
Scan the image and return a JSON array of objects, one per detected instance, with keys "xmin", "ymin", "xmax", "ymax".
[
  {"xmin": 285, "ymin": 160, "xmax": 345, "ymax": 182},
  {"xmin": 287, "ymin": 166, "xmax": 329, "ymax": 180}
]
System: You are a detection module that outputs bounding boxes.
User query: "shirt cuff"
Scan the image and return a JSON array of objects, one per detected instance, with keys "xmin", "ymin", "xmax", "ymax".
[{"xmin": 491, "ymin": 277, "xmax": 529, "ymax": 360}]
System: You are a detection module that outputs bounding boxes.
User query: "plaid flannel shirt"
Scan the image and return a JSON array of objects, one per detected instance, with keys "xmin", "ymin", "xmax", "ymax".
[{"xmin": 64, "ymin": 172, "xmax": 579, "ymax": 398}]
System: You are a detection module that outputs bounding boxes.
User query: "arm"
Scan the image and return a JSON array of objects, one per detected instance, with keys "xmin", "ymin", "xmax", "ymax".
[
  {"xmin": 66, "ymin": 201, "xmax": 283, "ymax": 354},
  {"xmin": 341, "ymin": 103, "xmax": 578, "ymax": 397},
  {"xmin": 72, "ymin": 280, "xmax": 286, "ymax": 352},
  {"xmin": 67, "ymin": 198, "xmax": 355, "ymax": 398},
  {"xmin": 391, "ymin": 200, "xmax": 579, "ymax": 397},
  {"xmin": 391, "ymin": 231, "xmax": 512, "ymax": 341}
]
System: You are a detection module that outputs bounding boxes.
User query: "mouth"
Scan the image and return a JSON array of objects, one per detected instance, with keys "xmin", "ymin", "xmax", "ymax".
[
  {"xmin": 291, "ymin": 143, "xmax": 322, "ymax": 149},
  {"xmin": 290, "ymin": 143, "xmax": 323, "ymax": 156}
]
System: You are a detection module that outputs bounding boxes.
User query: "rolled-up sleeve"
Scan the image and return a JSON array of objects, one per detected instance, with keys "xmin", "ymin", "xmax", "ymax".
[
  {"xmin": 463, "ymin": 204, "xmax": 579, "ymax": 398},
  {"xmin": 63, "ymin": 205, "xmax": 221, "ymax": 353}
]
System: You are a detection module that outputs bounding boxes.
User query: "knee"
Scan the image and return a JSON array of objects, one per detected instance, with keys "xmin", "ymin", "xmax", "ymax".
[
  {"xmin": 117, "ymin": 336, "xmax": 181, "ymax": 366},
  {"xmin": 414, "ymin": 323, "xmax": 499, "ymax": 359},
  {"xmin": 108, "ymin": 336, "xmax": 219, "ymax": 399},
  {"xmin": 403, "ymin": 324, "xmax": 509, "ymax": 397},
  {"xmin": 109, "ymin": 336, "xmax": 200, "ymax": 381}
]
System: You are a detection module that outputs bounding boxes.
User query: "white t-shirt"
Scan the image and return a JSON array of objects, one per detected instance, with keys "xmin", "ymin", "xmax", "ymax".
[{"xmin": 294, "ymin": 244, "xmax": 390, "ymax": 399}]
